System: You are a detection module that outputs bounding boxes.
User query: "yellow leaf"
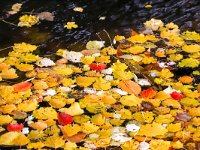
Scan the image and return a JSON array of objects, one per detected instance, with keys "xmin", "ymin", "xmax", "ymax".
[
  {"xmin": 182, "ymin": 44, "xmax": 200, "ymax": 53},
  {"xmin": 114, "ymin": 35, "xmax": 125, "ymax": 41},
  {"xmin": 86, "ymin": 102, "xmax": 106, "ymax": 114},
  {"xmin": 33, "ymin": 80, "xmax": 48, "ymax": 90},
  {"xmin": 109, "ymin": 118, "xmax": 124, "ymax": 126},
  {"xmin": 64, "ymin": 142, "xmax": 77, "ymax": 150},
  {"xmin": 133, "ymin": 111, "xmax": 155, "ymax": 123},
  {"xmin": 18, "ymin": 99, "xmax": 38, "ymax": 112},
  {"xmin": 62, "ymin": 78, "xmax": 75, "ymax": 87},
  {"xmin": 13, "ymin": 42, "xmax": 37, "ymax": 52},
  {"xmin": 193, "ymin": 130, "xmax": 200, "ymax": 141},
  {"xmin": 120, "ymin": 94, "xmax": 142, "ymax": 106},
  {"xmin": 44, "ymin": 124, "xmax": 60, "ymax": 135},
  {"xmin": 93, "ymin": 138, "xmax": 111, "ymax": 148},
  {"xmin": 0, "ymin": 115, "xmax": 13, "ymax": 125},
  {"xmin": 76, "ymin": 76, "xmax": 96, "ymax": 87},
  {"xmin": 93, "ymin": 77, "xmax": 111, "ymax": 90},
  {"xmin": 162, "ymin": 99, "xmax": 181, "ymax": 108},
  {"xmin": 158, "ymin": 68, "xmax": 174, "ymax": 79},
  {"xmin": 27, "ymin": 142, "xmax": 45, "ymax": 149},
  {"xmin": 91, "ymin": 114, "xmax": 106, "ymax": 125},
  {"xmin": 138, "ymin": 122, "xmax": 168, "ymax": 137},
  {"xmin": 0, "ymin": 104, "xmax": 17, "ymax": 114},
  {"xmin": 127, "ymin": 34, "xmax": 147, "ymax": 43},
  {"xmin": 191, "ymin": 117, "xmax": 200, "ymax": 126},
  {"xmin": 150, "ymin": 139, "xmax": 170, "ymax": 150},
  {"xmin": 182, "ymin": 31, "xmax": 200, "ymax": 41},
  {"xmin": 188, "ymin": 107, "xmax": 200, "ymax": 116},
  {"xmin": 64, "ymin": 22, "xmax": 78, "ymax": 29},
  {"xmin": 63, "ymin": 124, "xmax": 81, "ymax": 136},
  {"xmin": 11, "ymin": 3, "xmax": 22, "ymax": 12},
  {"xmin": 0, "ymin": 132, "xmax": 29, "ymax": 146},
  {"xmin": 28, "ymin": 121, "xmax": 48, "ymax": 130},
  {"xmin": 95, "ymin": 55, "xmax": 111, "ymax": 63},
  {"xmin": 59, "ymin": 102, "xmax": 84, "ymax": 116},
  {"xmin": 45, "ymin": 135, "xmax": 65, "ymax": 148},
  {"xmin": 49, "ymin": 97, "xmax": 67, "ymax": 108},
  {"xmin": 81, "ymin": 56, "xmax": 95, "ymax": 64},
  {"xmin": 171, "ymin": 140, "xmax": 183, "ymax": 149},
  {"xmin": 118, "ymin": 109, "xmax": 132, "ymax": 120},
  {"xmin": 126, "ymin": 45, "xmax": 145, "ymax": 54},
  {"xmin": 11, "ymin": 132, "xmax": 30, "ymax": 146},
  {"xmin": 111, "ymin": 60, "xmax": 133, "ymax": 80},
  {"xmin": 73, "ymin": 115, "xmax": 90, "ymax": 124},
  {"xmin": 121, "ymin": 140, "xmax": 139, "ymax": 150},
  {"xmin": 179, "ymin": 58, "xmax": 199, "ymax": 68},
  {"xmin": 1, "ymin": 68, "xmax": 18, "ymax": 79},
  {"xmin": 18, "ymin": 15, "xmax": 39, "ymax": 27},
  {"xmin": 81, "ymin": 121, "xmax": 99, "ymax": 134},
  {"xmin": 27, "ymin": 130, "xmax": 46, "ymax": 140},
  {"xmin": 155, "ymin": 114, "xmax": 174, "ymax": 124},
  {"xmin": 33, "ymin": 107, "xmax": 57, "ymax": 119},
  {"xmin": 180, "ymin": 97, "xmax": 199, "ymax": 107},
  {"xmin": 167, "ymin": 123, "xmax": 181, "ymax": 132},
  {"xmin": 53, "ymin": 65, "xmax": 73, "ymax": 76},
  {"xmin": 15, "ymin": 63, "xmax": 34, "ymax": 72},
  {"xmin": 100, "ymin": 95, "xmax": 116, "ymax": 104}
]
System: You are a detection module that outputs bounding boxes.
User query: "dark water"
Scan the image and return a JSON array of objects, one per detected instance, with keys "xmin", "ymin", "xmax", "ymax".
[{"xmin": 0, "ymin": 0, "xmax": 200, "ymax": 56}]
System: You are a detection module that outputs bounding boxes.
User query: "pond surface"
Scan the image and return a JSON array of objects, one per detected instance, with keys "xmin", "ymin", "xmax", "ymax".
[{"xmin": 0, "ymin": 0, "xmax": 199, "ymax": 55}]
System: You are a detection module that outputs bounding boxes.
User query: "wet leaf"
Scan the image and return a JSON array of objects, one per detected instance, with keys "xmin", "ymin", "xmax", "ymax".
[{"xmin": 37, "ymin": 12, "xmax": 54, "ymax": 21}]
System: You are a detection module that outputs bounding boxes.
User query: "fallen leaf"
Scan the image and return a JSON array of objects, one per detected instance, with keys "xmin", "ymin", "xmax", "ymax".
[
  {"xmin": 37, "ymin": 12, "xmax": 54, "ymax": 21},
  {"xmin": 119, "ymin": 80, "xmax": 141, "ymax": 95}
]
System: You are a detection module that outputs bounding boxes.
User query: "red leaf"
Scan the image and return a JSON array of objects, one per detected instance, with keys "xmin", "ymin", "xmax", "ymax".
[
  {"xmin": 89, "ymin": 63, "xmax": 106, "ymax": 72},
  {"xmin": 116, "ymin": 47, "xmax": 123, "ymax": 57},
  {"xmin": 7, "ymin": 123, "xmax": 24, "ymax": 132},
  {"xmin": 140, "ymin": 88, "xmax": 157, "ymax": 98},
  {"xmin": 170, "ymin": 91, "xmax": 185, "ymax": 100},
  {"xmin": 13, "ymin": 81, "xmax": 32, "ymax": 92},
  {"xmin": 57, "ymin": 113, "xmax": 73, "ymax": 125}
]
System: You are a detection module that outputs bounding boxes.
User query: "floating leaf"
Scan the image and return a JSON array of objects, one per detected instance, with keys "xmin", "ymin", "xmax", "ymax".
[
  {"xmin": 18, "ymin": 15, "xmax": 39, "ymax": 27},
  {"xmin": 57, "ymin": 113, "xmax": 73, "ymax": 125},
  {"xmin": 64, "ymin": 22, "xmax": 78, "ymax": 29},
  {"xmin": 0, "ymin": 132, "xmax": 29, "ymax": 146},
  {"xmin": 33, "ymin": 107, "xmax": 57, "ymax": 120},
  {"xmin": 59, "ymin": 102, "xmax": 84, "ymax": 116},
  {"xmin": 62, "ymin": 124, "xmax": 81, "ymax": 137},
  {"xmin": 45, "ymin": 135, "xmax": 65, "ymax": 148},
  {"xmin": 13, "ymin": 81, "xmax": 32, "ymax": 92},
  {"xmin": 76, "ymin": 76, "xmax": 96, "ymax": 87},
  {"xmin": 7, "ymin": 123, "xmax": 24, "ymax": 132},
  {"xmin": 119, "ymin": 80, "xmax": 141, "ymax": 95},
  {"xmin": 138, "ymin": 122, "xmax": 167, "ymax": 137},
  {"xmin": 120, "ymin": 94, "xmax": 142, "ymax": 107}
]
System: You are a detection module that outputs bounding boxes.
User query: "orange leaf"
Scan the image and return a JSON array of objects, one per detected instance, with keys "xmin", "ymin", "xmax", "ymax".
[
  {"xmin": 13, "ymin": 81, "xmax": 32, "ymax": 92},
  {"xmin": 140, "ymin": 88, "xmax": 157, "ymax": 99},
  {"xmin": 119, "ymin": 80, "xmax": 141, "ymax": 95},
  {"xmin": 60, "ymin": 125, "xmax": 86, "ymax": 142},
  {"xmin": 178, "ymin": 76, "xmax": 193, "ymax": 84},
  {"xmin": 64, "ymin": 132, "xmax": 87, "ymax": 143}
]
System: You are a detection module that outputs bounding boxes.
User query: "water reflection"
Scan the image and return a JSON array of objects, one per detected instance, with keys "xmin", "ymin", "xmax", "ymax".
[{"xmin": 0, "ymin": 0, "xmax": 199, "ymax": 55}]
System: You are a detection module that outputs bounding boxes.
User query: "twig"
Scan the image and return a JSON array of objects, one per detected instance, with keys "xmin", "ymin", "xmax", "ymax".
[
  {"xmin": 0, "ymin": 46, "xmax": 12, "ymax": 52},
  {"xmin": 103, "ymin": 29, "xmax": 113, "ymax": 47},
  {"xmin": 1, "ymin": 20, "xmax": 17, "ymax": 26}
]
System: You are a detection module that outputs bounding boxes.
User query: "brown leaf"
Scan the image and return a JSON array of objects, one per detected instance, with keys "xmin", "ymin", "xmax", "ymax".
[
  {"xmin": 176, "ymin": 112, "xmax": 191, "ymax": 122},
  {"xmin": 37, "ymin": 12, "xmax": 54, "ymax": 21},
  {"xmin": 13, "ymin": 111, "xmax": 27, "ymax": 119},
  {"xmin": 81, "ymin": 49, "xmax": 100, "ymax": 56},
  {"xmin": 64, "ymin": 132, "xmax": 87, "ymax": 143}
]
